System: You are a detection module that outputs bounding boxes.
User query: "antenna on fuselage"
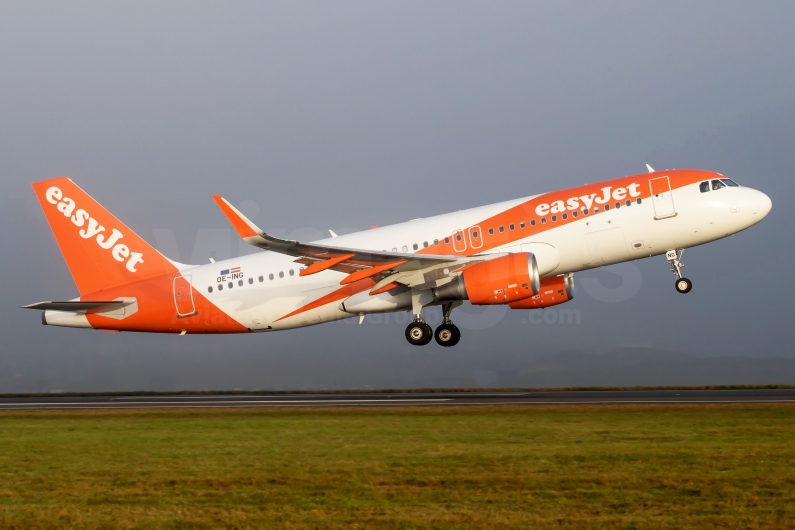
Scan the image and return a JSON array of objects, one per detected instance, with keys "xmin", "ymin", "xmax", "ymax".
[{"xmin": 646, "ymin": 164, "xmax": 655, "ymax": 173}]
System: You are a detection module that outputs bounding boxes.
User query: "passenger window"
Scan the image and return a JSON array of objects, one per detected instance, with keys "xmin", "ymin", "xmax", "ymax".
[
  {"xmin": 402, "ymin": 245, "xmax": 408, "ymax": 252},
  {"xmin": 444, "ymin": 237, "xmax": 450, "ymax": 244},
  {"xmin": 530, "ymin": 219, "xmax": 536, "ymax": 226},
  {"xmin": 699, "ymin": 181, "xmax": 710, "ymax": 193},
  {"xmin": 583, "ymin": 208, "xmax": 589, "ymax": 215},
  {"xmin": 228, "ymin": 282, "xmax": 233, "ymax": 289},
  {"xmin": 626, "ymin": 200, "xmax": 631, "ymax": 206},
  {"xmin": 594, "ymin": 207, "xmax": 600, "ymax": 213},
  {"xmin": 499, "ymin": 226, "xmax": 504, "ymax": 233},
  {"xmin": 248, "ymin": 278, "xmax": 253, "ymax": 284},
  {"xmin": 712, "ymin": 179, "xmax": 725, "ymax": 190},
  {"xmin": 551, "ymin": 215, "xmax": 557, "ymax": 222},
  {"xmin": 238, "ymin": 279, "xmax": 243, "ymax": 286},
  {"xmin": 472, "ymin": 231, "xmax": 478, "ymax": 238},
  {"xmin": 722, "ymin": 179, "xmax": 739, "ymax": 187},
  {"xmin": 423, "ymin": 241, "xmax": 428, "ymax": 248},
  {"xmin": 562, "ymin": 213, "xmax": 568, "ymax": 220},
  {"xmin": 541, "ymin": 218, "xmax": 546, "ymax": 224},
  {"xmin": 208, "ymin": 286, "xmax": 213, "ymax": 293},
  {"xmin": 259, "ymin": 275, "xmax": 264, "ymax": 282},
  {"xmin": 269, "ymin": 273, "xmax": 274, "ymax": 280},
  {"xmin": 218, "ymin": 284, "xmax": 223, "ymax": 291},
  {"xmin": 520, "ymin": 221, "xmax": 525, "ymax": 229},
  {"xmin": 455, "ymin": 235, "xmax": 462, "ymax": 242},
  {"xmin": 615, "ymin": 202, "xmax": 620, "ymax": 209},
  {"xmin": 572, "ymin": 211, "xmax": 578, "ymax": 218},
  {"xmin": 433, "ymin": 239, "xmax": 439, "ymax": 246},
  {"xmin": 509, "ymin": 224, "xmax": 515, "ymax": 230},
  {"xmin": 488, "ymin": 228, "xmax": 494, "ymax": 235},
  {"xmin": 636, "ymin": 198, "xmax": 642, "ymax": 204},
  {"xmin": 289, "ymin": 269, "xmax": 294, "ymax": 276},
  {"xmin": 604, "ymin": 204, "xmax": 609, "ymax": 211},
  {"xmin": 279, "ymin": 271, "xmax": 284, "ymax": 278}
]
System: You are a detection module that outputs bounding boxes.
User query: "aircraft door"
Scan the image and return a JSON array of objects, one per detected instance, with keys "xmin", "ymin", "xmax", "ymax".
[
  {"xmin": 649, "ymin": 176, "xmax": 676, "ymax": 219},
  {"xmin": 468, "ymin": 226, "xmax": 483, "ymax": 249},
  {"xmin": 452, "ymin": 229, "xmax": 467, "ymax": 252},
  {"xmin": 173, "ymin": 275, "xmax": 197, "ymax": 317}
]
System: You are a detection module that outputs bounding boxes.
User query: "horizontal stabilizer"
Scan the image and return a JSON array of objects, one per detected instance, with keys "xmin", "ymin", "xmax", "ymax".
[{"xmin": 23, "ymin": 301, "xmax": 120, "ymax": 311}]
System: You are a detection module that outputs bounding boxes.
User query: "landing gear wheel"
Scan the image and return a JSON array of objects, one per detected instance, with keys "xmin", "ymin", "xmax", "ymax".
[
  {"xmin": 675, "ymin": 278, "xmax": 692, "ymax": 294},
  {"xmin": 434, "ymin": 323, "xmax": 461, "ymax": 347},
  {"xmin": 406, "ymin": 321, "xmax": 433, "ymax": 346}
]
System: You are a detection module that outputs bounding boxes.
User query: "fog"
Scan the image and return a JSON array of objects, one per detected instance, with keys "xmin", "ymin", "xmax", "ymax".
[{"xmin": 1, "ymin": 1, "xmax": 794, "ymax": 392}]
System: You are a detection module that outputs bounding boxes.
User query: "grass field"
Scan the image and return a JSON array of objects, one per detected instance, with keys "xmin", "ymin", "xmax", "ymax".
[{"xmin": 1, "ymin": 405, "xmax": 794, "ymax": 529}]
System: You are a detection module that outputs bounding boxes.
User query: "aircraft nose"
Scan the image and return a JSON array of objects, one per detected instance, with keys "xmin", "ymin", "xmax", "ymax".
[{"xmin": 751, "ymin": 189, "xmax": 772, "ymax": 220}]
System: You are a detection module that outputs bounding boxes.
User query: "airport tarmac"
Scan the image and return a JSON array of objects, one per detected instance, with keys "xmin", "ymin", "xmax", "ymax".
[{"xmin": 0, "ymin": 388, "xmax": 794, "ymax": 410}]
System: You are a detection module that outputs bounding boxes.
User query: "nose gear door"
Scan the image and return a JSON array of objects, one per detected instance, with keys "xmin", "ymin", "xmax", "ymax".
[{"xmin": 173, "ymin": 275, "xmax": 196, "ymax": 317}]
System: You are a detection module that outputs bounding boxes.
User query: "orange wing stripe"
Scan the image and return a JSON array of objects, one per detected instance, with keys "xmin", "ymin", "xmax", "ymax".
[
  {"xmin": 369, "ymin": 281, "xmax": 402, "ymax": 295},
  {"xmin": 339, "ymin": 260, "xmax": 407, "ymax": 285},
  {"xmin": 275, "ymin": 279, "xmax": 375, "ymax": 322},
  {"xmin": 212, "ymin": 196, "xmax": 259, "ymax": 238},
  {"xmin": 299, "ymin": 253, "xmax": 356, "ymax": 277}
]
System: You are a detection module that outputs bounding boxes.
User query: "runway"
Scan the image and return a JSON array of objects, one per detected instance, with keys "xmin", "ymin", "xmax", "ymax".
[{"xmin": 1, "ymin": 388, "xmax": 794, "ymax": 410}]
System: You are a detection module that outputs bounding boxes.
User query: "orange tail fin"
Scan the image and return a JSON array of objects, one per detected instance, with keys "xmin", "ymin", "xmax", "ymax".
[{"xmin": 32, "ymin": 177, "xmax": 179, "ymax": 295}]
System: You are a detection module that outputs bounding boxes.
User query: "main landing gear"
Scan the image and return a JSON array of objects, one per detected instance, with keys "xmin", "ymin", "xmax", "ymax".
[
  {"xmin": 666, "ymin": 249, "xmax": 692, "ymax": 294},
  {"xmin": 434, "ymin": 302, "xmax": 461, "ymax": 347},
  {"xmin": 405, "ymin": 319, "xmax": 433, "ymax": 346},
  {"xmin": 405, "ymin": 299, "xmax": 461, "ymax": 347}
]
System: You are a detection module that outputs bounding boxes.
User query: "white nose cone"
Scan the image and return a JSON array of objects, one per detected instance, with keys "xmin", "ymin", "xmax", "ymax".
[{"xmin": 753, "ymin": 191, "xmax": 772, "ymax": 220}]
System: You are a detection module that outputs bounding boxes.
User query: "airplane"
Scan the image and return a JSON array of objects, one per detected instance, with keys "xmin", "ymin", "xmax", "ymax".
[{"xmin": 25, "ymin": 166, "xmax": 771, "ymax": 346}]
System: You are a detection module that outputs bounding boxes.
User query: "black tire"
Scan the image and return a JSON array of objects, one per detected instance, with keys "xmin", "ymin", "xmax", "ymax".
[
  {"xmin": 406, "ymin": 322, "xmax": 432, "ymax": 346},
  {"xmin": 435, "ymin": 323, "xmax": 461, "ymax": 347},
  {"xmin": 675, "ymin": 277, "xmax": 692, "ymax": 294},
  {"xmin": 421, "ymin": 323, "xmax": 434, "ymax": 345}
]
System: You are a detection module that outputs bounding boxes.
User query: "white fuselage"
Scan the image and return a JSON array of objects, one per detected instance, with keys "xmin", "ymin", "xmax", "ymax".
[{"xmin": 186, "ymin": 179, "xmax": 769, "ymax": 331}]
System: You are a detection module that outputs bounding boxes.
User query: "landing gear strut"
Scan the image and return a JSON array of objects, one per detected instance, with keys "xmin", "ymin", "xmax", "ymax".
[
  {"xmin": 666, "ymin": 249, "xmax": 692, "ymax": 294},
  {"xmin": 434, "ymin": 302, "xmax": 461, "ymax": 347},
  {"xmin": 405, "ymin": 289, "xmax": 434, "ymax": 346}
]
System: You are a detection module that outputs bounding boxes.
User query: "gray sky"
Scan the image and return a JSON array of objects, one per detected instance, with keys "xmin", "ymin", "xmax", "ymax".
[{"xmin": 2, "ymin": 1, "xmax": 794, "ymax": 392}]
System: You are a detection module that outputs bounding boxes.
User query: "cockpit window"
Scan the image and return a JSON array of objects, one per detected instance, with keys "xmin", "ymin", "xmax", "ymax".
[
  {"xmin": 721, "ymin": 179, "xmax": 739, "ymax": 187},
  {"xmin": 699, "ymin": 181, "xmax": 710, "ymax": 193},
  {"xmin": 711, "ymin": 179, "xmax": 726, "ymax": 191}
]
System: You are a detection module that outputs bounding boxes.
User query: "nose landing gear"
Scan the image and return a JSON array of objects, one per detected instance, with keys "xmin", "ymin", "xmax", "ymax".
[{"xmin": 667, "ymin": 249, "xmax": 692, "ymax": 294}]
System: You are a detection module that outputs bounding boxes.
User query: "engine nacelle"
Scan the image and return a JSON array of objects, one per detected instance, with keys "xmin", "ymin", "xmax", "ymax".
[
  {"xmin": 434, "ymin": 252, "xmax": 540, "ymax": 305},
  {"xmin": 508, "ymin": 273, "xmax": 573, "ymax": 309}
]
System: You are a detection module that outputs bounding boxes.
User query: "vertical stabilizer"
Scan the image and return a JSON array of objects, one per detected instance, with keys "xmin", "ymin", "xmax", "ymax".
[{"xmin": 32, "ymin": 177, "xmax": 178, "ymax": 295}]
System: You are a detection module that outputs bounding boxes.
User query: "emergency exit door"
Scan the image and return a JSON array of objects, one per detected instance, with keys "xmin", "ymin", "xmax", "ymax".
[
  {"xmin": 173, "ymin": 275, "xmax": 196, "ymax": 317},
  {"xmin": 649, "ymin": 176, "xmax": 676, "ymax": 219}
]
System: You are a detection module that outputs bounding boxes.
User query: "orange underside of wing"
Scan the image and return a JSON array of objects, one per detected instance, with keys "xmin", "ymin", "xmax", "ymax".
[{"xmin": 340, "ymin": 260, "xmax": 407, "ymax": 285}]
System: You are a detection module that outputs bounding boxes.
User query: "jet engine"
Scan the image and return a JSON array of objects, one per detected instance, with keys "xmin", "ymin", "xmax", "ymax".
[
  {"xmin": 434, "ymin": 253, "xmax": 540, "ymax": 305},
  {"xmin": 508, "ymin": 273, "xmax": 573, "ymax": 309}
]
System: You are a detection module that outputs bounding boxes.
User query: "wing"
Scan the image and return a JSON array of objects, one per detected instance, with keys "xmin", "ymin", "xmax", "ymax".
[{"xmin": 212, "ymin": 195, "xmax": 495, "ymax": 293}]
